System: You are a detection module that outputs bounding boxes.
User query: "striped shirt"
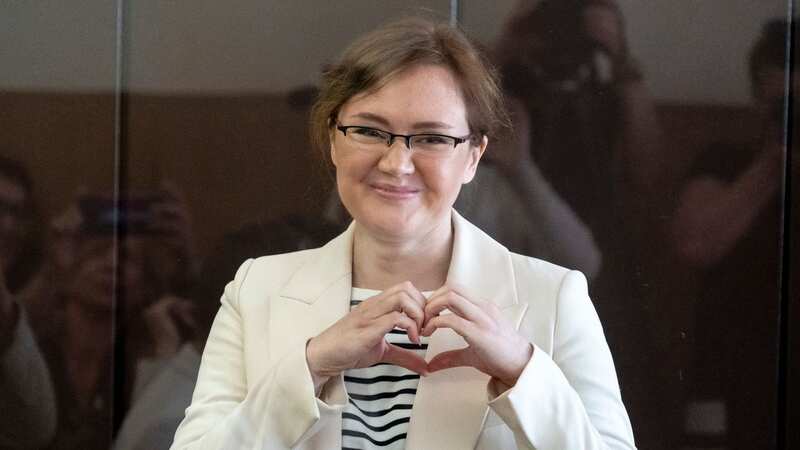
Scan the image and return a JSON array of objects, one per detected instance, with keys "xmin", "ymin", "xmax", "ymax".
[{"xmin": 342, "ymin": 288, "xmax": 430, "ymax": 450}]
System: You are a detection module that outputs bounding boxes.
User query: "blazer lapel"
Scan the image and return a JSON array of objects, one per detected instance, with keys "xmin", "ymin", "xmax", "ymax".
[
  {"xmin": 273, "ymin": 222, "xmax": 355, "ymax": 354},
  {"xmin": 405, "ymin": 211, "xmax": 528, "ymax": 450},
  {"xmin": 272, "ymin": 223, "xmax": 356, "ymax": 450}
]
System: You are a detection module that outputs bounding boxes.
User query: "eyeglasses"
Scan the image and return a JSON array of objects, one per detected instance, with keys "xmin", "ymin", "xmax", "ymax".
[{"xmin": 335, "ymin": 124, "xmax": 472, "ymax": 155}]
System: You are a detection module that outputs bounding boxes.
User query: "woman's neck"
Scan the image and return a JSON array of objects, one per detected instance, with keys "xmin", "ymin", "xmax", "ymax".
[{"xmin": 352, "ymin": 218, "xmax": 453, "ymax": 291}]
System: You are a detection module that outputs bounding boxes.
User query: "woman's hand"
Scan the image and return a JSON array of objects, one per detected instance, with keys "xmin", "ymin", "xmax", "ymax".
[
  {"xmin": 305, "ymin": 281, "xmax": 429, "ymax": 389},
  {"xmin": 422, "ymin": 285, "xmax": 533, "ymax": 387}
]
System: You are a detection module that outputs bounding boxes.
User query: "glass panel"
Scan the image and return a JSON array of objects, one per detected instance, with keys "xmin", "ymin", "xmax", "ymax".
[
  {"xmin": 460, "ymin": 1, "xmax": 790, "ymax": 449},
  {"xmin": 115, "ymin": 2, "xmax": 449, "ymax": 449},
  {"xmin": 0, "ymin": 1, "xmax": 120, "ymax": 449},
  {"xmin": 786, "ymin": 17, "xmax": 799, "ymax": 450}
]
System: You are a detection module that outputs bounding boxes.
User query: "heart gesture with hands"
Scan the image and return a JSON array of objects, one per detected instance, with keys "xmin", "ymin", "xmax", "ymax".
[
  {"xmin": 306, "ymin": 281, "xmax": 430, "ymax": 389},
  {"xmin": 306, "ymin": 281, "xmax": 533, "ymax": 390}
]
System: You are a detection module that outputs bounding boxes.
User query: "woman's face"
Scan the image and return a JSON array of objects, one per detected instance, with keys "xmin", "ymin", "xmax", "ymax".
[{"xmin": 331, "ymin": 64, "xmax": 486, "ymax": 242}]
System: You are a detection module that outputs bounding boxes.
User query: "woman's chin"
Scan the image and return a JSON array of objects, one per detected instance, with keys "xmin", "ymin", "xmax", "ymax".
[{"xmin": 355, "ymin": 212, "xmax": 419, "ymax": 240}]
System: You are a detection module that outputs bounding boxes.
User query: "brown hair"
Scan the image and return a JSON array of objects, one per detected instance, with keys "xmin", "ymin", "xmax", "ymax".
[{"xmin": 310, "ymin": 17, "xmax": 509, "ymax": 160}]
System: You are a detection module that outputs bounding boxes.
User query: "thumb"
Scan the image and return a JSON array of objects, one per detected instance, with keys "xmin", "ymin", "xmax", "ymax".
[
  {"xmin": 427, "ymin": 348, "xmax": 475, "ymax": 373},
  {"xmin": 380, "ymin": 344, "xmax": 430, "ymax": 376}
]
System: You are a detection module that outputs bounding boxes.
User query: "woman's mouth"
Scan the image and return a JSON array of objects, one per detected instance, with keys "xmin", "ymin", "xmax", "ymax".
[{"xmin": 370, "ymin": 183, "xmax": 420, "ymax": 200}]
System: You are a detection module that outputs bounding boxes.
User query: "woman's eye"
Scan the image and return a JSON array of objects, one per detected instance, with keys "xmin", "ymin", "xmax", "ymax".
[
  {"xmin": 417, "ymin": 135, "xmax": 450, "ymax": 145},
  {"xmin": 353, "ymin": 127, "xmax": 384, "ymax": 138}
]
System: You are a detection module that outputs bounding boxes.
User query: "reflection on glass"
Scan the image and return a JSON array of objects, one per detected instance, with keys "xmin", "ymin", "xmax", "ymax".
[
  {"xmin": 1, "ymin": 1, "xmax": 119, "ymax": 448},
  {"xmin": 486, "ymin": 1, "xmax": 671, "ymax": 447},
  {"xmin": 461, "ymin": 0, "xmax": 791, "ymax": 449},
  {"xmin": 671, "ymin": 18, "xmax": 790, "ymax": 449}
]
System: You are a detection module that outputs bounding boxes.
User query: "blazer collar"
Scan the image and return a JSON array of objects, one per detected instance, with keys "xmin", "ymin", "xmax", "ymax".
[
  {"xmin": 447, "ymin": 209, "xmax": 519, "ymax": 308},
  {"xmin": 279, "ymin": 210, "xmax": 519, "ymax": 308},
  {"xmin": 279, "ymin": 221, "xmax": 355, "ymax": 305}
]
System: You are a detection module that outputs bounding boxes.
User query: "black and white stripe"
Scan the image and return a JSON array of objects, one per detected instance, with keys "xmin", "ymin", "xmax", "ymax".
[{"xmin": 342, "ymin": 287, "xmax": 429, "ymax": 450}]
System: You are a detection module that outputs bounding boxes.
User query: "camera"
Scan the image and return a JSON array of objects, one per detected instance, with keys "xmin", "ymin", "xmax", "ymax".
[{"xmin": 79, "ymin": 194, "xmax": 165, "ymax": 235}]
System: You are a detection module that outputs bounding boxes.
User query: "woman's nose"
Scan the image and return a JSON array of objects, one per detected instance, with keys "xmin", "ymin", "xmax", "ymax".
[{"xmin": 377, "ymin": 139, "xmax": 415, "ymax": 175}]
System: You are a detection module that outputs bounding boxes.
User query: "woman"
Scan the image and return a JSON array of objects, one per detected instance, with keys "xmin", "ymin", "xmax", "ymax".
[{"xmin": 171, "ymin": 18, "xmax": 635, "ymax": 450}]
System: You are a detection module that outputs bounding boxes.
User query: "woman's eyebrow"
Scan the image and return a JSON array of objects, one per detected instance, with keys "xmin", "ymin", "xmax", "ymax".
[
  {"xmin": 410, "ymin": 121, "xmax": 453, "ymax": 131},
  {"xmin": 349, "ymin": 113, "xmax": 455, "ymax": 131},
  {"xmin": 350, "ymin": 112, "xmax": 391, "ymax": 127}
]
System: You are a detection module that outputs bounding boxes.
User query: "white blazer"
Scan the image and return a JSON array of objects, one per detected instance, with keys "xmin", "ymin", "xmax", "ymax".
[{"xmin": 170, "ymin": 211, "xmax": 636, "ymax": 450}]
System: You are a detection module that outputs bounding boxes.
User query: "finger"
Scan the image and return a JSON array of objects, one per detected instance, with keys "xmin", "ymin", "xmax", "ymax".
[
  {"xmin": 390, "ymin": 281, "xmax": 427, "ymax": 307},
  {"xmin": 399, "ymin": 294, "xmax": 426, "ymax": 333},
  {"xmin": 373, "ymin": 311, "xmax": 420, "ymax": 345},
  {"xmin": 427, "ymin": 348, "xmax": 474, "ymax": 373},
  {"xmin": 381, "ymin": 343, "xmax": 429, "ymax": 376},
  {"xmin": 428, "ymin": 284, "xmax": 450, "ymax": 300},
  {"xmin": 423, "ymin": 285, "xmax": 453, "ymax": 326},
  {"xmin": 444, "ymin": 284, "xmax": 501, "ymax": 321},
  {"xmin": 365, "ymin": 288, "xmax": 425, "ymax": 333},
  {"xmin": 421, "ymin": 313, "xmax": 475, "ymax": 339},
  {"xmin": 425, "ymin": 290, "xmax": 489, "ymax": 329}
]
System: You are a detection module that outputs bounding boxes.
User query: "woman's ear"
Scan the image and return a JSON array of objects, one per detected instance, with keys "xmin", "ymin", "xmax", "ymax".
[{"xmin": 462, "ymin": 135, "xmax": 488, "ymax": 184}]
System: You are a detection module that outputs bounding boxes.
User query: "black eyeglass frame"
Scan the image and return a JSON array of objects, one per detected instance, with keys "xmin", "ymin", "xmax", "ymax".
[{"xmin": 335, "ymin": 124, "xmax": 475, "ymax": 150}]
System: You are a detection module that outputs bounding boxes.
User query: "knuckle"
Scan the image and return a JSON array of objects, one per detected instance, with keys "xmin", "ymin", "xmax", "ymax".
[{"xmin": 403, "ymin": 298, "xmax": 420, "ymax": 314}]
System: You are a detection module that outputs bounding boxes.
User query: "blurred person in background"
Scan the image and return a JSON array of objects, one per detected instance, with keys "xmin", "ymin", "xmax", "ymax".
[
  {"xmin": 670, "ymin": 18, "xmax": 795, "ymax": 450},
  {"xmin": 494, "ymin": 1, "xmax": 672, "ymax": 446},
  {"xmin": 23, "ymin": 186, "xmax": 198, "ymax": 450},
  {"xmin": 115, "ymin": 216, "xmax": 338, "ymax": 450},
  {"xmin": 495, "ymin": 0, "xmax": 666, "ymax": 241},
  {"xmin": 0, "ymin": 155, "xmax": 57, "ymax": 449},
  {"xmin": 467, "ymin": 97, "xmax": 602, "ymax": 279}
]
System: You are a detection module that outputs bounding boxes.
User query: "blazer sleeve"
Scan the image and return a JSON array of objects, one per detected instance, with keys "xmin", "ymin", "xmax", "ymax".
[
  {"xmin": 170, "ymin": 259, "xmax": 348, "ymax": 450},
  {"xmin": 486, "ymin": 270, "xmax": 637, "ymax": 450}
]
